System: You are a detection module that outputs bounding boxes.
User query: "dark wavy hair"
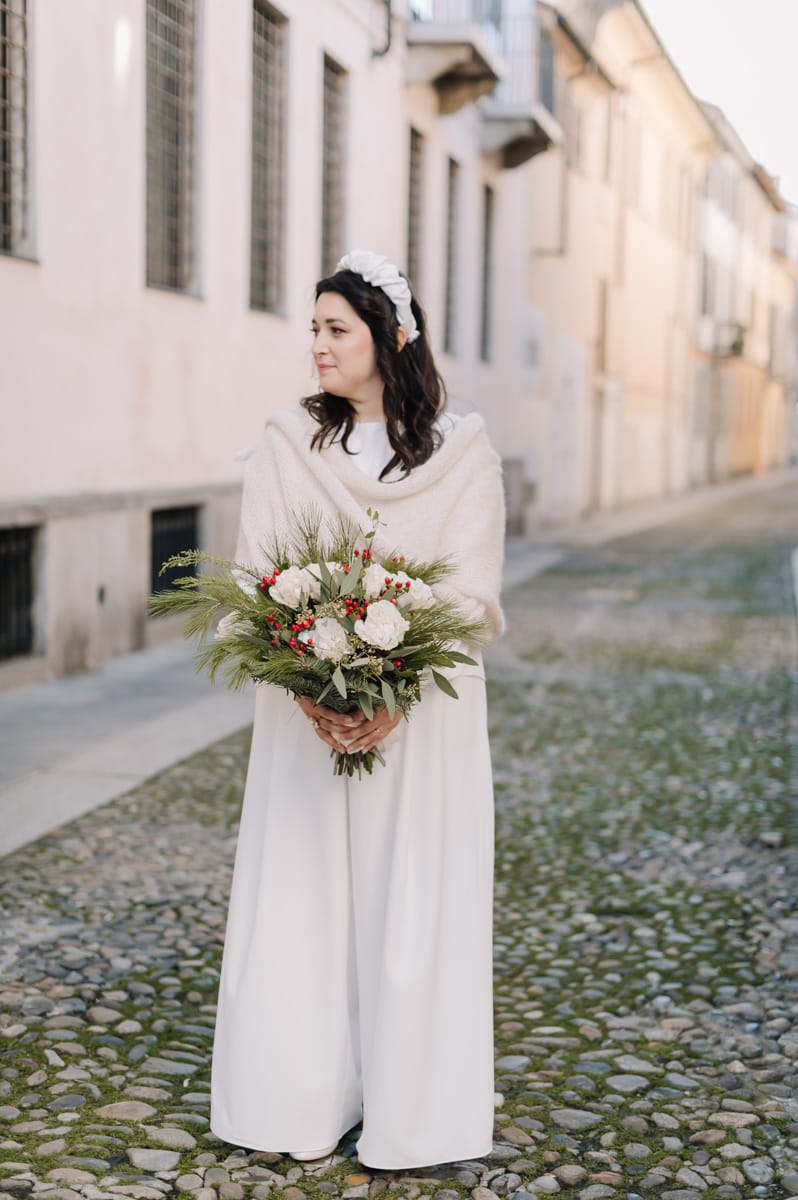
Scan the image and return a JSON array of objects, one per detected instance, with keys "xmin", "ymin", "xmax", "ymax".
[{"xmin": 301, "ymin": 267, "xmax": 447, "ymax": 480}]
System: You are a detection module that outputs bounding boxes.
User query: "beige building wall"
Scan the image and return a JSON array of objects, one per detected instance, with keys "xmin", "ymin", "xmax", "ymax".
[
  {"xmin": 693, "ymin": 107, "xmax": 796, "ymax": 484},
  {"xmin": 523, "ymin": 0, "xmax": 717, "ymax": 523}
]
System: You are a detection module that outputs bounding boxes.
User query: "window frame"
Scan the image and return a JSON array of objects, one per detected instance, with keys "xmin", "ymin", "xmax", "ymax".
[
  {"xmin": 249, "ymin": 0, "xmax": 288, "ymax": 314},
  {"xmin": 320, "ymin": 53, "xmax": 348, "ymax": 278},
  {"xmin": 0, "ymin": 0, "xmax": 35, "ymax": 261},
  {"xmin": 145, "ymin": 0, "xmax": 202, "ymax": 296}
]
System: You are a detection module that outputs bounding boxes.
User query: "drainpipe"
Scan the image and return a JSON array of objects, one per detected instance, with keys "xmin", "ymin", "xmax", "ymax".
[{"xmin": 372, "ymin": 0, "xmax": 392, "ymax": 58}]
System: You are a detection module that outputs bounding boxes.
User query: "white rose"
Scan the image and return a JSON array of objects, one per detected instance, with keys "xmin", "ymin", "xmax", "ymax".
[
  {"xmin": 300, "ymin": 616, "xmax": 351, "ymax": 662},
  {"xmin": 353, "ymin": 599, "xmax": 410, "ymax": 651},
  {"xmin": 214, "ymin": 612, "xmax": 253, "ymax": 641},
  {"xmin": 362, "ymin": 561, "xmax": 388, "ymax": 600},
  {"xmin": 391, "ymin": 571, "xmax": 435, "ymax": 610},
  {"xmin": 268, "ymin": 565, "xmax": 314, "ymax": 608},
  {"xmin": 305, "ymin": 561, "xmax": 342, "ymax": 601}
]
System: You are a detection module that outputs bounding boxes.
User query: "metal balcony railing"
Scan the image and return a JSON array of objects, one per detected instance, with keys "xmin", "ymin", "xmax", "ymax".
[
  {"xmin": 410, "ymin": 2, "xmax": 544, "ymax": 111},
  {"xmin": 409, "ymin": 0, "xmax": 504, "ymax": 59},
  {"xmin": 491, "ymin": 10, "xmax": 536, "ymax": 109}
]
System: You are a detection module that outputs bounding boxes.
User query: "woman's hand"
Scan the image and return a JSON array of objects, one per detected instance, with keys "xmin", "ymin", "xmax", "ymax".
[{"xmin": 296, "ymin": 695, "xmax": 403, "ymax": 754}]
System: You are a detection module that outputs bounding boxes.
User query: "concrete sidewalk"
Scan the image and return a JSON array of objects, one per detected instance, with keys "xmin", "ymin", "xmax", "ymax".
[
  {"xmin": 1, "ymin": 465, "xmax": 795, "ymax": 858},
  {"xmin": 0, "ymin": 641, "xmax": 254, "ymax": 858}
]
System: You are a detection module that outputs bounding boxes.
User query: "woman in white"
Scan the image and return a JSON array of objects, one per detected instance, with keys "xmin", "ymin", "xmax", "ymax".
[{"xmin": 210, "ymin": 251, "xmax": 506, "ymax": 1170}]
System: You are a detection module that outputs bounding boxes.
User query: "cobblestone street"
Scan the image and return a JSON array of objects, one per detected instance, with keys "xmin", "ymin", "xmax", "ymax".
[{"xmin": 1, "ymin": 482, "xmax": 797, "ymax": 1200}]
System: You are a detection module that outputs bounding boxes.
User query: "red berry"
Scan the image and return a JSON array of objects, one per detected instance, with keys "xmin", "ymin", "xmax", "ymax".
[{"xmin": 394, "ymin": 659, "xmax": 402, "ymax": 667}]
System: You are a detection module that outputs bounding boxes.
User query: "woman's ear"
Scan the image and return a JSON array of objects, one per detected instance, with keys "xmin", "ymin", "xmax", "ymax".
[{"xmin": 396, "ymin": 326, "xmax": 408, "ymax": 353}]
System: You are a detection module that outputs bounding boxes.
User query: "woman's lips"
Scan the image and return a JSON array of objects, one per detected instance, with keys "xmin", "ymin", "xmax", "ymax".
[{"xmin": 317, "ymin": 363, "xmax": 335, "ymax": 372}]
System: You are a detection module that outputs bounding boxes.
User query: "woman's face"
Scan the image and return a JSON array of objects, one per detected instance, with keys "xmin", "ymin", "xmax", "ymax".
[{"xmin": 311, "ymin": 292, "xmax": 383, "ymax": 403}]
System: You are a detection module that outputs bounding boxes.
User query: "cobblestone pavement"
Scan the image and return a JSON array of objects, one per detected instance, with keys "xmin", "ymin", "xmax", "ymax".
[{"xmin": 2, "ymin": 483, "xmax": 797, "ymax": 1200}]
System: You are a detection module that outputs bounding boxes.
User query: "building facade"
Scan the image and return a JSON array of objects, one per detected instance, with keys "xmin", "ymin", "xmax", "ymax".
[
  {"xmin": 0, "ymin": 0, "xmax": 551, "ymax": 688},
  {"xmin": 521, "ymin": 0, "xmax": 718, "ymax": 520},
  {"xmin": 518, "ymin": 0, "xmax": 796, "ymax": 524},
  {"xmin": 1, "ymin": 0, "xmax": 795, "ymax": 688}
]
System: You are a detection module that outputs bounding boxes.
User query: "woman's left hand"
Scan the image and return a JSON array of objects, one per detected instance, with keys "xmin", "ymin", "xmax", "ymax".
[{"xmin": 341, "ymin": 706, "xmax": 404, "ymax": 754}]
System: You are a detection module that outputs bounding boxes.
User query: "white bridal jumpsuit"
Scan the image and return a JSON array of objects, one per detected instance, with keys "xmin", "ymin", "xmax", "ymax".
[{"xmin": 209, "ymin": 418, "xmax": 497, "ymax": 1169}]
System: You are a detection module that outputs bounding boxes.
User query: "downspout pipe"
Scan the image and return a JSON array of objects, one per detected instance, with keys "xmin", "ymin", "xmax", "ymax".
[{"xmin": 372, "ymin": 0, "xmax": 393, "ymax": 58}]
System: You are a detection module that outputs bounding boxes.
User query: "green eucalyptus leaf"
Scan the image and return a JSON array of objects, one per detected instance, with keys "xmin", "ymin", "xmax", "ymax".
[
  {"xmin": 340, "ymin": 560, "xmax": 364, "ymax": 596},
  {"xmin": 332, "ymin": 666, "xmax": 348, "ymax": 699},
  {"xmin": 431, "ymin": 669, "xmax": 459, "ymax": 700},
  {"xmin": 380, "ymin": 678, "xmax": 396, "ymax": 719}
]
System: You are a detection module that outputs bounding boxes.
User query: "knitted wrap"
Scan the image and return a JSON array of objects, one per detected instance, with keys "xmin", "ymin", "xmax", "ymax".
[{"xmin": 235, "ymin": 406, "xmax": 506, "ymax": 643}]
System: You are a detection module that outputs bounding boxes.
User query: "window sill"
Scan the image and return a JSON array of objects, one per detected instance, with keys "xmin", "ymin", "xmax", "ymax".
[
  {"xmin": 145, "ymin": 281, "xmax": 205, "ymax": 302},
  {"xmin": 0, "ymin": 248, "xmax": 40, "ymax": 266}
]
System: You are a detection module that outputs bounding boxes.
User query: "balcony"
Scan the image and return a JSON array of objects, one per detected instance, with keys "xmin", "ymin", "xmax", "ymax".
[
  {"xmin": 481, "ymin": 95, "xmax": 562, "ymax": 168},
  {"xmin": 480, "ymin": 9, "xmax": 562, "ymax": 167},
  {"xmin": 406, "ymin": 0, "xmax": 506, "ymax": 114}
]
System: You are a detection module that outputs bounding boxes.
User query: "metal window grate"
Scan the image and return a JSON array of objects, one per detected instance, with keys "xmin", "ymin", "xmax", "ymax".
[
  {"xmin": 0, "ymin": 0, "xmax": 28, "ymax": 255},
  {"xmin": 151, "ymin": 506, "xmax": 200, "ymax": 592},
  {"xmin": 321, "ymin": 55, "xmax": 347, "ymax": 277},
  {"xmin": 443, "ymin": 157, "xmax": 459, "ymax": 354},
  {"xmin": 480, "ymin": 184, "xmax": 494, "ymax": 362},
  {"xmin": 250, "ymin": 1, "xmax": 287, "ymax": 312},
  {"xmin": 0, "ymin": 525, "xmax": 35, "ymax": 660},
  {"xmin": 407, "ymin": 127, "xmax": 423, "ymax": 290},
  {"xmin": 146, "ymin": 0, "xmax": 197, "ymax": 291}
]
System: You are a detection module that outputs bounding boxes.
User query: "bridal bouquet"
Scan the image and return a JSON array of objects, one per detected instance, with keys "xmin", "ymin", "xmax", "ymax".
[{"xmin": 148, "ymin": 509, "xmax": 487, "ymax": 776}]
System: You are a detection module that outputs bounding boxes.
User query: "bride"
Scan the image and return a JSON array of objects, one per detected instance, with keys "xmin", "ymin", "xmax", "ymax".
[{"xmin": 209, "ymin": 250, "xmax": 506, "ymax": 1170}]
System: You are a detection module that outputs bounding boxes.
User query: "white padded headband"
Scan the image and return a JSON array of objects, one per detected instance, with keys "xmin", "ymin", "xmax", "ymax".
[{"xmin": 336, "ymin": 249, "xmax": 420, "ymax": 344}]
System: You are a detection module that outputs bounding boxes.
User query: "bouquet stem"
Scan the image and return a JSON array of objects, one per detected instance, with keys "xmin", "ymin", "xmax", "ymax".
[{"xmin": 332, "ymin": 745, "xmax": 387, "ymax": 779}]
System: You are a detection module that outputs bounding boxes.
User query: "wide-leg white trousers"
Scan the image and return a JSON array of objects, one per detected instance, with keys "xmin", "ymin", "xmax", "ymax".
[{"xmin": 209, "ymin": 673, "xmax": 495, "ymax": 1169}]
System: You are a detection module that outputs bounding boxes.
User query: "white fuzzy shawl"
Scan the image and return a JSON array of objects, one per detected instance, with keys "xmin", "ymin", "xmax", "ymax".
[{"xmin": 235, "ymin": 406, "xmax": 506, "ymax": 640}]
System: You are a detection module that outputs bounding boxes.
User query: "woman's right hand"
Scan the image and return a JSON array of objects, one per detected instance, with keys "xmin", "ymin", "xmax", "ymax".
[{"xmin": 295, "ymin": 695, "xmax": 367, "ymax": 752}]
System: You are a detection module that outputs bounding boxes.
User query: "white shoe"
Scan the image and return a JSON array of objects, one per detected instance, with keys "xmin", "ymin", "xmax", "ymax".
[{"xmin": 289, "ymin": 1142, "xmax": 338, "ymax": 1161}]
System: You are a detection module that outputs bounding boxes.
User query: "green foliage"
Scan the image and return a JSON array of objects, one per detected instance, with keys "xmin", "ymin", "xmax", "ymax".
[{"xmin": 147, "ymin": 507, "xmax": 490, "ymax": 769}]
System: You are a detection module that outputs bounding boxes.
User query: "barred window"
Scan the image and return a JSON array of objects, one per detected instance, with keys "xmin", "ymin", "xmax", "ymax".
[
  {"xmin": 407, "ymin": 127, "xmax": 423, "ymax": 290},
  {"xmin": 0, "ymin": 525, "xmax": 36, "ymax": 660},
  {"xmin": 151, "ymin": 506, "xmax": 200, "ymax": 592},
  {"xmin": 321, "ymin": 55, "xmax": 347, "ymax": 277},
  {"xmin": 479, "ymin": 184, "xmax": 494, "ymax": 362},
  {"xmin": 0, "ymin": 0, "xmax": 28, "ymax": 255},
  {"xmin": 250, "ymin": 2, "xmax": 287, "ymax": 312},
  {"xmin": 443, "ymin": 157, "xmax": 459, "ymax": 355},
  {"xmin": 146, "ymin": 0, "xmax": 198, "ymax": 291}
]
